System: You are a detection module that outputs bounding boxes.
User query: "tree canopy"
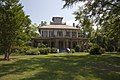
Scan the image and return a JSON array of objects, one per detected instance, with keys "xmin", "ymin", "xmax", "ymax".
[
  {"xmin": 63, "ymin": 0, "xmax": 120, "ymax": 51},
  {"xmin": 63, "ymin": 0, "xmax": 120, "ymax": 39},
  {"xmin": 0, "ymin": 0, "xmax": 31, "ymax": 60}
]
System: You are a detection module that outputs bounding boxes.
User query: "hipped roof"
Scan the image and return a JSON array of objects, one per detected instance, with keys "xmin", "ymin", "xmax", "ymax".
[{"xmin": 39, "ymin": 25, "xmax": 79, "ymax": 30}]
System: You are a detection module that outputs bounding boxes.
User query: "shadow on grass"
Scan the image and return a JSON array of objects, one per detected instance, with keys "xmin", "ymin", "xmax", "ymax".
[{"xmin": 0, "ymin": 54, "xmax": 120, "ymax": 80}]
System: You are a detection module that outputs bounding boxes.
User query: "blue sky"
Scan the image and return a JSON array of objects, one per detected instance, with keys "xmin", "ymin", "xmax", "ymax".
[{"xmin": 20, "ymin": 0, "xmax": 80, "ymax": 26}]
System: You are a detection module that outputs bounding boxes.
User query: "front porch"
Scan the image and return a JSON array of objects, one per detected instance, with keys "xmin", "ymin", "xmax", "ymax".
[{"xmin": 32, "ymin": 37, "xmax": 88, "ymax": 51}]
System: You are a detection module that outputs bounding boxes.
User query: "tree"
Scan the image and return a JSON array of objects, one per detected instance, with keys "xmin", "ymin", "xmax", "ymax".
[
  {"xmin": 0, "ymin": 0, "xmax": 31, "ymax": 60},
  {"xmin": 25, "ymin": 23, "xmax": 39, "ymax": 38},
  {"xmin": 62, "ymin": 0, "xmax": 120, "ymax": 50},
  {"xmin": 63, "ymin": 0, "xmax": 120, "ymax": 39},
  {"xmin": 73, "ymin": 7, "xmax": 94, "ymax": 38}
]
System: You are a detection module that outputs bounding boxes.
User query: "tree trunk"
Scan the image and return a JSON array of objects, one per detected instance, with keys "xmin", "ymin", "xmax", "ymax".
[
  {"xmin": 4, "ymin": 52, "xmax": 7, "ymax": 60},
  {"xmin": 3, "ymin": 45, "xmax": 10, "ymax": 60},
  {"xmin": 4, "ymin": 52, "xmax": 10, "ymax": 60}
]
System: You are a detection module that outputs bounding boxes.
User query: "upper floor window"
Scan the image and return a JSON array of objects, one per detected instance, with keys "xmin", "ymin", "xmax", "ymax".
[
  {"xmin": 66, "ymin": 31, "xmax": 70, "ymax": 37},
  {"xmin": 72, "ymin": 31, "xmax": 77, "ymax": 38},
  {"xmin": 42, "ymin": 30, "xmax": 48, "ymax": 37},
  {"xmin": 57, "ymin": 31, "xmax": 63, "ymax": 37},
  {"xmin": 49, "ymin": 30, "xmax": 54, "ymax": 37}
]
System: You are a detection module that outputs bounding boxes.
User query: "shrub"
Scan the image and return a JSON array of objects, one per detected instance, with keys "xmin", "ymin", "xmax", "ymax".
[
  {"xmin": 25, "ymin": 48, "xmax": 40, "ymax": 55},
  {"xmin": 51, "ymin": 48, "xmax": 57, "ymax": 53},
  {"xmin": 11, "ymin": 46, "xmax": 31, "ymax": 55},
  {"xmin": 38, "ymin": 43, "xmax": 46, "ymax": 48},
  {"xmin": 89, "ymin": 45, "xmax": 104, "ymax": 55},
  {"xmin": 39, "ymin": 48, "xmax": 49, "ymax": 55},
  {"xmin": 22, "ymin": 46, "xmax": 31, "ymax": 53},
  {"xmin": 75, "ymin": 45, "xmax": 81, "ymax": 52},
  {"xmin": 117, "ymin": 47, "xmax": 120, "ymax": 52},
  {"xmin": 71, "ymin": 49, "xmax": 75, "ymax": 53},
  {"xmin": 107, "ymin": 46, "xmax": 115, "ymax": 52}
]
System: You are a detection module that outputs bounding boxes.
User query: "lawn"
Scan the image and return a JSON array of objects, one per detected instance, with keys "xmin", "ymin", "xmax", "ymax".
[{"xmin": 0, "ymin": 53, "xmax": 120, "ymax": 80}]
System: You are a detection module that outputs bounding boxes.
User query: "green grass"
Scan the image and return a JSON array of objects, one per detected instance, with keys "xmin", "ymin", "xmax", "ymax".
[{"xmin": 0, "ymin": 53, "xmax": 120, "ymax": 80}]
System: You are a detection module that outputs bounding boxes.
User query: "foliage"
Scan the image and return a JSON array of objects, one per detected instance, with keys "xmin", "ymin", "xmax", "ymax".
[
  {"xmin": 25, "ymin": 48, "xmax": 40, "ymax": 55},
  {"xmin": 12, "ymin": 46, "xmax": 31, "ymax": 54},
  {"xmin": 117, "ymin": 47, "xmax": 120, "ymax": 53},
  {"xmin": 38, "ymin": 43, "xmax": 46, "ymax": 48},
  {"xmin": 51, "ymin": 48, "xmax": 58, "ymax": 53},
  {"xmin": 90, "ymin": 31, "xmax": 118, "ymax": 52},
  {"xmin": 25, "ymin": 23, "xmax": 39, "ymax": 39},
  {"xmin": 107, "ymin": 46, "xmax": 115, "ymax": 52},
  {"xmin": 70, "ymin": 49, "xmax": 75, "ymax": 53},
  {"xmin": 73, "ymin": 8, "xmax": 94, "ymax": 38},
  {"xmin": 39, "ymin": 48, "xmax": 50, "ymax": 55},
  {"xmin": 63, "ymin": 0, "xmax": 120, "ymax": 52},
  {"xmin": 0, "ymin": 0, "xmax": 31, "ymax": 60},
  {"xmin": 75, "ymin": 45, "xmax": 81, "ymax": 52},
  {"xmin": 89, "ymin": 45, "xmax": 104, "ymax": 55}
]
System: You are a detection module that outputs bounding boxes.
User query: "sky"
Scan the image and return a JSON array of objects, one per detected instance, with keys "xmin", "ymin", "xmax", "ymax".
[{"xmin": 20, "ymin": 0, "xmax": 82, "ymax": 26}]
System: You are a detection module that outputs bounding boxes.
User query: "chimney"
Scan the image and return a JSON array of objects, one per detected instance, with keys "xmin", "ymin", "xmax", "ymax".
[
  {"xmin": 41, "ymin": 21, "xmax": 44, "ymax": 26},
  {"xmin": 73, "ymin": 23, "xmax": 75, "ymax": 27},
  {"xmin": 40, "ymin": 21, "xmax": 47, "ymax": 26}
]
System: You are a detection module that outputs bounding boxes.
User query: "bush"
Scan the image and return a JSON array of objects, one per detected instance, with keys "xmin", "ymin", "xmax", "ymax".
[
  {"xmin": 38, "ymin": 43, "xmax": 46, "ymax": 48},
  {"xmin": 71, "ymin": 49, "xmax": 75, "ymax": 53},
  {"xmin": 89, "ymin": 45, "xmax": 104, "ymax": 55},
  {"xmin": 51, "ymin": 48, "xmax": 57, "ymax": 53},
  {"xmin": 39, "ymin": 48, "xmax": 49, "ymax": 55},
  {"xmin": 75, "ymin": 45, "xmax": 81, "ymax": 52},
  {"xmin": 25, "ymin": 48, "xmax": 40, "ymax": 55},
  {"xmin": 11, "ymin": 46, "xmax": 31, "ymax": 55},
  {"xmin": 107, "ymin": 46, "xmax": 115, "ymax": 52},
  {"xmin": 117, "ymin": 47, "xmax": 120, "ymax": 52},
  {"xmin": 21, "ymin": 46, "xmax": 31, "ymax": 53}
]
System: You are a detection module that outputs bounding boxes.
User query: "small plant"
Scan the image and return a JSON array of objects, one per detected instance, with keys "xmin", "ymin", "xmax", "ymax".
[
  {"xmin": 38, "ymin": 43, "xmax": 46, "ymax": 48},
  {"xmin": 51, "ymin": 48, "xmax": 57, "ymax": 53},
  {"xmin": 75, "ymin": 45, "xmax": 81, "ymax": 52},
  {"xmin": 117, "ymin": 47, "xmax": 120, "ymax": 52},
  {"xmin": 39, "ymin": 48, "xmax": 49, "ymax": 55},
  {"xmin": 25, "ymin": 48, "xmax": 40, "ymax": 55},
  {"xmin": 11, "ymin": 46, "xmax": 31, "ymax": 55},
  {"xmin": 71, "ymin": 49, "xmax": 75, "ymax": 53},
  {"xmin": 107, "ymin": 46, "xmax": 115, "ymax": 52},
  {"xmin": 89, "ymin": 45, "xmax": 104, "ymax": 55}
]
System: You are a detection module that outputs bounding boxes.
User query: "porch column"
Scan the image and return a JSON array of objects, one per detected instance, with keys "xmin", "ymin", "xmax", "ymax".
[
  {"xmin": 76, "ymin": 30, "xmax": 78, "ymax": 38},
  {"xmin": 77, "ymin": 40, "xmax": 79, "ymax": 45},
  {"xmin": 63, "ymin": 41, "xmax": 65, "ymax": 49},
  {"xmin": 48, "ymin": 30, "xmax": 49, "ymax": 37},
  {"xmin": 66, "ymin": 40, "xmax": 69, "ymax": 48},
  {"xmin": 70, "ymin": 30, "xmax": 72, "ymax": 38},
  {"xmin": 55, "ymin": 39, "xmax": 59, "ymax": 49},
  {"xmin": 71, "ymin": 41, "xmax": 73, "ymax": 49}
]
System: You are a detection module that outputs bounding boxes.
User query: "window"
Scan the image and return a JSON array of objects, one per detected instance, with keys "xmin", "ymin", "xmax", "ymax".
[
  {"xmin": 66, "ymin": 31, "xmax": 70, "ymax": 37},
  {"xmin": 42, "ymin": 30, "xmax": 48, "ymax": 37},
  {"xmin": 72, "ymin": 31, "xmax": 77, "ymax": 38},
  {"xmin": 49, "ymin": 30, "xmax": 54, "ymax": 37},
  {"xmin": 57, "ymin": 31, "xmax": 63, "ymax": 37}
]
